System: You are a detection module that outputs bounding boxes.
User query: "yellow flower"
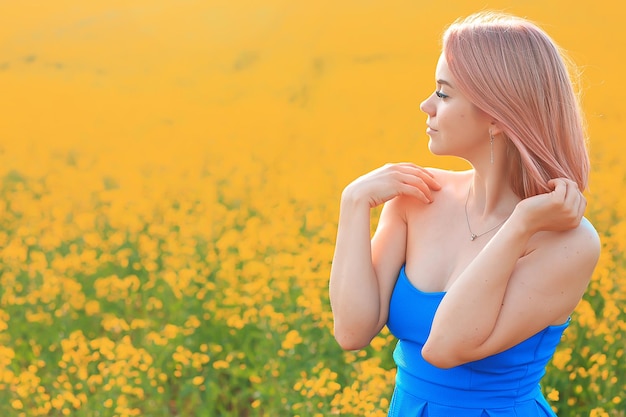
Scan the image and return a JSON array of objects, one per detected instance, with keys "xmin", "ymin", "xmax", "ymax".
[
  {"xmin": 546, "ymin": 388, "xmax": 559, "ymax": 402},
  {"xmin": 213, "ymin": 360, "xmax": 229, "ymax": 370},
  {"xmin": 282, "ymin": 329, "xmax": 303, "ymax": 350},
  {"xmin": 589, "ymin": 407, "xmax": 609, "ymax": 417},
  {"xmin": 84, "ymin": 300, "xmax": 100, "ymax": 316},
  {"xmin": 551, "ymin": 347, "xmax": 572, "ymax": 370}
]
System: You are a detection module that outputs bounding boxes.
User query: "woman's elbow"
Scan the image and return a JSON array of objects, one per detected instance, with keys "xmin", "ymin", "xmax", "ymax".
[
  {"xmin": 333, "ymin": 326, "xmax": 373, "ymax": 351},
  {"xmin": 421, "ymin": 342, "xmax": 463, "ymax": 369}
]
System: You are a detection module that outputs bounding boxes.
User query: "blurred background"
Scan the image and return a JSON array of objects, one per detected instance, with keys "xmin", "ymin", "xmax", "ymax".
[
  {"xmin": 1, "ymin": 0, "xmax": 623, "ymax": 197},
  {"xmin": 0, "ymin": 1, "xmax": 624, "ymax": 416}
]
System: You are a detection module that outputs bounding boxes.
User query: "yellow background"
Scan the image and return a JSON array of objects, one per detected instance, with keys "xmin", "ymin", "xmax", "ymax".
[
  {"xmin": 0, "ymin": 1, "xmax": 624, "ymax": 415},
  {"xmin": 1, "ymin": 0, "xmax": 623, "ymax": 202}
]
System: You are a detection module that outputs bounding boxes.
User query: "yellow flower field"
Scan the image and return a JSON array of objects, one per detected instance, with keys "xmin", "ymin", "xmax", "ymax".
[{"xmin": 0, "ymin": 0, "xmax": 624, "ymax": 416}]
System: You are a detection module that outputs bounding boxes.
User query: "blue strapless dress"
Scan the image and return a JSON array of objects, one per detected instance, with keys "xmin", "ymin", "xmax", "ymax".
[{"xmin": 386, "ymin": 265, "xmax": 568, "ymax": 416}]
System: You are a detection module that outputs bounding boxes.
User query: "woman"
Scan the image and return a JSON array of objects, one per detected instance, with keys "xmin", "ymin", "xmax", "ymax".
[{"xmin": 329, "ymin": 11, "xmax": 600, "ymax": 416}]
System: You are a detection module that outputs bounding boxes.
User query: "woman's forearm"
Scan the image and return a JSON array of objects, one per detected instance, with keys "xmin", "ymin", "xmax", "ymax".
[
  {"xmin": 329, "ymin": 196, "xmax": 382, "ymax": 350},
  {"xmin": 329, "ymin": 164, "xmax": 440, "ymax": 350},
  {"xmin": 422, "ymin": 213, "xmax": 533, "ymax": 364}
]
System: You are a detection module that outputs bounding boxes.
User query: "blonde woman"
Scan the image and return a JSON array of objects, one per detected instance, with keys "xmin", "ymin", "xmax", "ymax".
[{"xmin": 329, "ymin": 12, "xmax": 600, "ymax": 416}]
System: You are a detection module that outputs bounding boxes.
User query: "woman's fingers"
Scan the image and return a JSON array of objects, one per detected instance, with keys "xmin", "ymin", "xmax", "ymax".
[
  {"xmin": 558, "ymin": 178, "xmax": 585, "ymax": 218},
  {"xmin": 395, "ymin": 168, "xmax": 441, "ymax": 203},
  {"xmin": 345, "ymin": 163, "xmax": 442, "ymax": 208},
  {"xmin": 385, "ymin": 165, "xmax": 439, "ymax": 203},
  {"xmin": 418, "ymin": 170, "xmax": 443, "ymax": 191},
  {"xmin": 395, "ymin": 164, "xmax": 442, "ymax": 191},
  {"xmin": 399, "ymin": 182, "xmax": 433, "ymax": 204},
  {"xmin": 545, "ymin": 178, "xmax": 585, "ymax": 228},
  {"xmin": 519, "ymin": 178, "xmax": 586, "ymax": 233},
  {"xmin": 577, "ymin": 194, "xmax": 588, "ymax": 220}
]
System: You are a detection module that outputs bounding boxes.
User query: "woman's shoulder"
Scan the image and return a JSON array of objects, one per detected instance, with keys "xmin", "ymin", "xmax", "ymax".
[
  {"xmin": 530, "ymin": 216, "xmax": 601, "ymax": 270},
  {"xmin": 539, "ymin": 216, "xmax": 599, "ymax": 248},
  {"xmin": 424, "ymin": 167, "xmax": 472, "ymax": 182},
  {"xmin": 392, "ymin": 168, "xmax": 470, "ymax": 214},
  {"xmin": 423, "ymin": 168, "xmax": 472, "ymax": 198},
  {"xmin": 572, "ymin": 217, "xmax": 602, "ymax": 256}
]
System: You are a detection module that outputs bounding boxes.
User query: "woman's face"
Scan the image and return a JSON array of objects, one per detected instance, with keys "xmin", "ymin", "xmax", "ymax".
[{"xmin": 420, "ymin": 54, "xmax": 493, "ymax": 162}]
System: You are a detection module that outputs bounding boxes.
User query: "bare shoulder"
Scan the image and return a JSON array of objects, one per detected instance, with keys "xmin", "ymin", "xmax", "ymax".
[
  {"xmin": 534, "ymin": 217, "xmax": 600, "ymax": 260},
  {"xmin": 566, "ymin": 217, "xmax": 601, "ymax": 266},
  {"xmin": 423, "ymin": 168, "xmax": 472, "ymax": 198},
  {"xmin": 526, "ymin": 216, "xmax": 601, "ymax": 288},
  {"xmin": 575, "ymin": 217, "xmax": 601, "ymax": 247},
  {"xmin": 424, "ymin": 167, "xmax": 471, "ymax": 184},
  {"xmin": 389, "ymin": 168, "xmax": 469, "ymax": 212}
]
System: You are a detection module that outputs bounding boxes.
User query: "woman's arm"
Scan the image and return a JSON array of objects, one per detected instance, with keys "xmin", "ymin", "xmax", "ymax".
[
  {"xmin": 329, "ymin": 193, "xmax": 402, "ymax": 350},
  {"xmin": 329, "ymin": 163, "xmax": 441, "ymax": 350},
  {"xmin": 422, "ymin": 179, "xmax": 601, "ymax": 368}
]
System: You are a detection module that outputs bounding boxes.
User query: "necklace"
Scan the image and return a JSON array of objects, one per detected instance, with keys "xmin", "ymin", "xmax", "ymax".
[{"xmin": 464, "ymin": 185, "xmax": 509, "ymax": 241}]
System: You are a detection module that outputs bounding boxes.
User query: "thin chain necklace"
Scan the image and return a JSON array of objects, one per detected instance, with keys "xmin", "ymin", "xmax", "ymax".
[{"xmin": 464, "ymin": 185, "xmax": 509, "ymax": 241}]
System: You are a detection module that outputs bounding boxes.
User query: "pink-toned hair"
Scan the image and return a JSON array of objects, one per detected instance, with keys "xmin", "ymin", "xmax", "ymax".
[{"xmin": 443, "ymin": 11, "xmax": 589, "ymax": 198}]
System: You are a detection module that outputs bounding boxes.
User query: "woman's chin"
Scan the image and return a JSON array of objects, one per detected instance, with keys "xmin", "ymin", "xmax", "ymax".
[{"xmin": 427, "ymin": 141, "xmax": 444, "ymax": 156}]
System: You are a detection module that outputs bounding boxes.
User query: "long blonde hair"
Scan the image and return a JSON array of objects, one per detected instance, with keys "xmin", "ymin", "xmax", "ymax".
[{"xmin": 443, "ymin": 12, "xmax": 589, "ymax": 198}]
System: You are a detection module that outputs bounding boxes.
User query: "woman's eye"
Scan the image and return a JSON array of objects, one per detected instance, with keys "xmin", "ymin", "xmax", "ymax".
[{"xmin": 435, "ymin": 90, "xmax": 449, "ymax": 99}]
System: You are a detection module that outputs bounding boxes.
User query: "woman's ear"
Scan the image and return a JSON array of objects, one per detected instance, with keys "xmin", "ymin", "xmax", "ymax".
[{"xmin": 489, "ymin": 121, "xmax": 504, "ymax": 136}]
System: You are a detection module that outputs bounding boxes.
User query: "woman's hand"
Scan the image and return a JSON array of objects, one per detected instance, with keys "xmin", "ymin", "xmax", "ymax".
[
  {"xmin": 342, "ymin": 163, "xmax": 442, "ymax": 208},
  {"xmin": 514, "ymin": 178, "xmax": 587, "ymax": 234}
]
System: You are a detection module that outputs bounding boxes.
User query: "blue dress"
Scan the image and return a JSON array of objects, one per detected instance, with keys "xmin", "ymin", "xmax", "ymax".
[{"xmin": 386, "ymin": 265, "xmax": 568, "ymax": 416}]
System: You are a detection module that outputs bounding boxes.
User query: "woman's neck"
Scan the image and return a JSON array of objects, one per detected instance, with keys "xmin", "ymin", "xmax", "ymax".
[{"xmin": 467, "ymin": 168, "xmax": 520, "ymax": 220}]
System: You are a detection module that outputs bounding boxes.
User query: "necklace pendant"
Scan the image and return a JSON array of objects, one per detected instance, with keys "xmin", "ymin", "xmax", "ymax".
[{"xmin": 470, "ymin": 233, "xmax": 477, "ymax": 241}]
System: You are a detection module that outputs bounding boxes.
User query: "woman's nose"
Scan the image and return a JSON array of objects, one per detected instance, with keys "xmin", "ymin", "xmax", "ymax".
[{"xmin": 420, "ymin": 94, "xmax": 435, "ymax": 115}]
